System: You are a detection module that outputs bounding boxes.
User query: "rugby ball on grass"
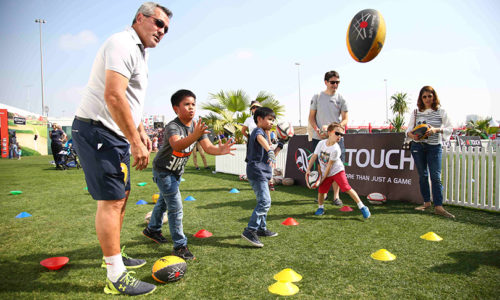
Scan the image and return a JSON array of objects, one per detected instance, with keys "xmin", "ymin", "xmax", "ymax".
[
  {"xmin": 307, "ymin": 171, "xmax": 321, "ymax": 189},
  {"xmin": 276, "ymin": 122, "xmax": 294, "ymax": 141},
  {"xmin": 282, "ymin": 178, "xmax": 294, "ymax": 186},
  {"xmin": 152, "ymin": 256, "xmax": 187, "ymax": 283},
  {"xmin": 367, "ymin": 192, "xmax": 387, "ymax": 205},
  {"xmin": 145, "ymin": 211, "xmax": 168, "ymax": 224}
]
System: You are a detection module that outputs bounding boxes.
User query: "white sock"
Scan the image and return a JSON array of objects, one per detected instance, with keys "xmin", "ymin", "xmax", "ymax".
[
  {"xmin": 357, "ymin": 202, "xmax": 365, "ymax": 209},
  {"xmin": 318, "ymin": 204, "xmax": 324, "ymax": 209},
  {"xmin": 105, "ymin": 253, "xmax": 126, "ymax": 282}
]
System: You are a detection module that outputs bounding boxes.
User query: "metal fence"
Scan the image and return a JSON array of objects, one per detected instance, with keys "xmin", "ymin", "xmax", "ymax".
[{"xmin": 442, "ymin": 144, "xmax": 499, "ymax": 211}]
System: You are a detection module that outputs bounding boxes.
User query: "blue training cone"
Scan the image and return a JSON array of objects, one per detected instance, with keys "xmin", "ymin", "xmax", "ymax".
[
  {"xmin": 229, "ymin": 188, "xmax": 240, "ymax": 193},
  {"xmin": 136, "ymin": 199, "xmax": 148, "ymax": 205},
  {"xmin": 15, "ymin": 212, "xmax": 32, "ymax": 218},
  {"xmin": 184, "ymin": 196, "xmax": 196, "ymax": 201}
]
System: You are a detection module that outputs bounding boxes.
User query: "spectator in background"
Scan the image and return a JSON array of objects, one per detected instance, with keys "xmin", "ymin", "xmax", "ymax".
[
  {"xmin": 9, "ymin": 131, "xmax": 20, "ymax": 159},
  {"xmin": 308, "ymin": 70, "xmax": 349, "ymax": 206},
  {"xmin": 242, "ymin": 101, "xmax": 262, "ymax": 141},
  {"xmin": 50, "ymin": 123, "xmax": 67, "ymax": 169},
  {"xmin": 192, "ymin": 141, "xmax": 209, "ymax": 170},
  {"xmin": 152, "ymin": 135, "xmax": 159, "ymax": 152},
  {"xmin": 406, "ymin": 86, "xmax": 455, "ymax": 218}
]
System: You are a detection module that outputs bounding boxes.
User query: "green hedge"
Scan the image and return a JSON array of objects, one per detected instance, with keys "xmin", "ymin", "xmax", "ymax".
[{"xmin": 20, "ymin": 146, "xmax": 41, "ymax": 157}]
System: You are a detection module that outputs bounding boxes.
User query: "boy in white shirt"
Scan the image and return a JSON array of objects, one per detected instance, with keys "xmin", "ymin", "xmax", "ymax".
[{"xmin": 306, "ymin": 123, "xmax": 370, "ymax": 218}]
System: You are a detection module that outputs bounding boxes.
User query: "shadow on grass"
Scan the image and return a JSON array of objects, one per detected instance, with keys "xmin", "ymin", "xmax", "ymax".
[
  {"xmin": 430, "ymin": 250, "xmax": 500, "ymax": 274},
  {"xmin": 187, "ymin": 234, "xmax": 262, "ymax": 249}
]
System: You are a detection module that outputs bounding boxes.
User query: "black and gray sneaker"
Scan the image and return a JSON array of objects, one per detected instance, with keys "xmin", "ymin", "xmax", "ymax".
[
  {"xmin": 143, "ymin": 227, "xmax": 168, "ymax": 244},
  {"xmin": 104, "ymin": 271, "xmax": 156, "ymax": 296},
  {"xmin": 332, "ymin": 198, "xmax": 343, "ymax": 206},
  {"xmin": 172, "ymin": 246, "xmax": 195, "ymax": 260},
  {"xmin": 101, "ymin": 246, "xmax": 146, "ymax": 269},
  {"xmin": 241, "ymin": 228, "xmax": 264, "ymax": 247},
  {"xmin": 257, "ymin": 229, "xmax": 278, "ymax": 237}
]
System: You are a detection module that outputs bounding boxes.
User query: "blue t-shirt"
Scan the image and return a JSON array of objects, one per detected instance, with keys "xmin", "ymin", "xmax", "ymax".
[
  {"xmin": 246, "ymin": 127, "xmax": 272, "ymax": 181},
  {"xmin": 50, "ymin": 129, "xmax": 64, "ymax": 145}
]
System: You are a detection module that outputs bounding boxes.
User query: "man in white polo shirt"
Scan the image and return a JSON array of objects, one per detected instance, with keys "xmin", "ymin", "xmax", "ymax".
[{"xmin": 72, "ymin": 2, "xmax": 172, "ymax": 296}]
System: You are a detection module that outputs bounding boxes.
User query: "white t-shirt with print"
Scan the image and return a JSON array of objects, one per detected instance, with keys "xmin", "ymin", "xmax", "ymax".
[{"xmin": 314, "ymin": 139, "xmax": 344, "ymax": 178}]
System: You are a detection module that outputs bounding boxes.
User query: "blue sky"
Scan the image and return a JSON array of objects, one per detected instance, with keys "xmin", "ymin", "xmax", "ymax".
[{"xmin": 1, "ymin": 0, "xmax": 499, "ymax": 126}]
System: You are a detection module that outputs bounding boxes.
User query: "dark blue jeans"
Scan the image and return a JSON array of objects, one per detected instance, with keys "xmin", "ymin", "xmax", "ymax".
[{"xmin": 410, "ymin": 142, "xmax": 443, "ymax": 206}]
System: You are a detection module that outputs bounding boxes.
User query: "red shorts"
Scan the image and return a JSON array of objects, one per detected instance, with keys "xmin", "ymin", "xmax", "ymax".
[{"xmin": 318, "ymin": 171, "xmax": 352, "ymax": 194}]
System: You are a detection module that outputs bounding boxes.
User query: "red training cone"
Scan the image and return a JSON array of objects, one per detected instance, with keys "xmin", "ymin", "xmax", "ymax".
[
  {"xmin": 281, "ymin": 217, "xmax": 299, "ymax": 226},
  {"xmin": 340, "ymin": 205, "xmax": 353, "ymax": 212},
  {"xmin": 194, "ymin": 229, "xmax": 213, "ymax": 238}
]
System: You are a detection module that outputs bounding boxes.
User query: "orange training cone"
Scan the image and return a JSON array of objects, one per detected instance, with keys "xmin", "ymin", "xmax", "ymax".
[
  {"xmin": 281, "ymin": 217, "xmax": 299, "ymax": 226},
  {"xmin": 194, "ymin": 229, "xmax": 213, "ymax": 238},
  {"xmin": 340, "ymin": 205, "xmax": 353, "ymax": 212}
]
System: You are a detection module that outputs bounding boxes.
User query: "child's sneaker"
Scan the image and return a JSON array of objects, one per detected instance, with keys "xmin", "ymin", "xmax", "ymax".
[
  {"xmin": 314, "ymin": 207, "xmax": 325, "ymax": 216},
  {"xmin": 104, "ymin": 271, "xmax": 156, "ymax": 296},
  {"xmin": 172, "ymin": 246, "xmax": 195, "ymax": 260},
  {"xmin": 332, "ymin": 198, "xmax": 343, "ymax": 206},
  {"xmin": 241, "ymin": 228, "xmax": 264, "ymax": 247},
  {"xmin": 361, "ymin": 206, "xmax": 371, "ymax": 219},
  {"xmin": 143, "ymin": 227, "xmax": 168, "ymax": 244},
  {"xmin": 269, "ymin": 183, "xmax": 275, "ymax": 191},
  {"xmin": 256, "ymin": 229, "xmax": 278, "ymax": 237}
]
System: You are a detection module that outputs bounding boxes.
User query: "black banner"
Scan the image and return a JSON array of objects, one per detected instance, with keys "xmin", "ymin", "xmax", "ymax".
[{"xmin": 284, "ymin": 133, "xmax": 423, "ymax": 203}]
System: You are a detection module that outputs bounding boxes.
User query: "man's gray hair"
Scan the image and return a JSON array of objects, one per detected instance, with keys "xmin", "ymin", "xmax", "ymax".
[{"xmin": 132, "ymin": 2, "xmax": 172, "ymax": 25}]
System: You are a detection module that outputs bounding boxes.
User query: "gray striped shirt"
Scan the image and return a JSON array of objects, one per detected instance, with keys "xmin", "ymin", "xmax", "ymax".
[{"xmin": 405, "ymin": 108, "xmax": 453, "ymax": 145}]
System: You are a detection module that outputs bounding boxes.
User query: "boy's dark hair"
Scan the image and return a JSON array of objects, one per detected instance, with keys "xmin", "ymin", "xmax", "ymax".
[
  {"xmin": 253, "ymin": 107, "xmax": 275, "ymax": 124},
  {"xmin": 171, "ymin": 89, "xmax": 196, "ymax": 107},
  {"xmin": 324, "ymin": 70, "xmax": 340, "ymax": 81}
]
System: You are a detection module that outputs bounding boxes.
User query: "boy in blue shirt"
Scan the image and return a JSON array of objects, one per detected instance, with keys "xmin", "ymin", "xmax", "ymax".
[
  {"xmin": 241, "ymin": 107, "xmax": 284, "ymax": 247},
  {"xmin": 143, "ymin": 89, "xmax": 235, "ymax": 260}
]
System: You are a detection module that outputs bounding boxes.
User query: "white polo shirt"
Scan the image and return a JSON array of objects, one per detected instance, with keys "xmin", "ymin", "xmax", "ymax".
[{"xmin": 75, "ymin": 27, "xmax": 149, "ymax": 140}]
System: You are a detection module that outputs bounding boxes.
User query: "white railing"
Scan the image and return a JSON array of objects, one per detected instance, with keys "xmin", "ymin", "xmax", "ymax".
[
  {"xmin": 215, "ymin": 144, "xmax": 288, "ymax": 176},
  {"xmin": 442, "ymin": 144, "xmax": 499, "ymax": 211}
]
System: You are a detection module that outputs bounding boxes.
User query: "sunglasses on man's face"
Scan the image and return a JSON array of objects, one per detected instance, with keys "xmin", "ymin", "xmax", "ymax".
[
  {"xmin": 334, "ymin": 131, "xmax": 344, "ymax": 137},
  {"xmin": 146, "ymin": 15, "xmax": 169, "ymax": 33},
  {"xmin": 329, "ymin": 80, "xmax": 340, "ymax": 85}
]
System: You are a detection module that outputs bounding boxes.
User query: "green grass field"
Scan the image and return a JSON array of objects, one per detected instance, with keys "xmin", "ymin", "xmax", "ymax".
[{"xmin": 1, "ymin": 155, "xmax": 499, "ymax": 299}]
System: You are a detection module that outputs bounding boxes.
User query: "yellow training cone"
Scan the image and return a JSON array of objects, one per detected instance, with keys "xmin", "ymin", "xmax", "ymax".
[
  {"xmin": 370, "ymin": 249, "xmax": 396, "ymax": 261},
  {"xmin": 273, "ymin": 268, "xmax": 303, "ymax": 282},
  {"xmin": 268, "ymin": 281, "xmax": 299, "ymax": 296},
  {"xmin": 420, "ymin": 232, "xmax": 443, "ymax": 242}
]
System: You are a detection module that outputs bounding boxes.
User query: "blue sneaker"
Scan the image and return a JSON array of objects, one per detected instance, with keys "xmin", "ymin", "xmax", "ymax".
[
  {"xmin": 314, "ymin": 208, "xmax": 324, "ymax": 216},
  {"xmin": 361, "ymin": 206, "xmax": 371, "ymax": 219}
]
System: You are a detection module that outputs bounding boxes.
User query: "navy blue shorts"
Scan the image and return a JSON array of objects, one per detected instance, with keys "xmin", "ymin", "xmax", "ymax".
[{"xmin": 72, "ymin": 118, "xmax": 131, "ymax": 200}]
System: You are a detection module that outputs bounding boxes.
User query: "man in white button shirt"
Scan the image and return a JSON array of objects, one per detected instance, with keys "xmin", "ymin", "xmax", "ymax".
[{"xmin": 72, "ymin": 2, "xmax": 172, "ymax": 296}]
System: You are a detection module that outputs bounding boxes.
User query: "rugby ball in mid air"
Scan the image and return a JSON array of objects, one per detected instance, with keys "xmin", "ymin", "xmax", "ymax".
[
  {"xmin": 346, "ymin": 8, "xmax": 386, "ymax": 63},
  {"xmin": 276, "ymin": 122, "xmax": 294, "ymax": 141},
  {"xmin": 307, "ymin": 171, "xmax": 321, "ymax": 189},
  {"xmin": 367, "ymin": 192, "xmax": 387, "ymax": 205},
  {"xmin": 152, "ymin": 256, "xmax": 187, "ymax": 283},
  {"xmin": 411, "ymin": 123, "xmax": 431, "ymax": 140}
]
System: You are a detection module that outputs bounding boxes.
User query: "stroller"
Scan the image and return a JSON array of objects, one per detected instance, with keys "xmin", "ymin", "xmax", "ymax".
[{"xmin": 58, "ymin": 140, "xmax": 81, "ymax": 169}]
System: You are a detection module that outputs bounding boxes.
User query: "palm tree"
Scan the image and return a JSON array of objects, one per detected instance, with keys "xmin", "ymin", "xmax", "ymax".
[
  {"xmin": 465, "ymin": 118, "xmax": 491, "ymax": 139},
  {"xmin": 201, "ymin": 89, "xmax": 285, "ymax": 143},
  {"xmin": 390, "ymin": 92, "xmax": 409, "ymax": 116},
  {"xmin": 389, "ymin": 92, "xmax": 410, "ymax": 132}
]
